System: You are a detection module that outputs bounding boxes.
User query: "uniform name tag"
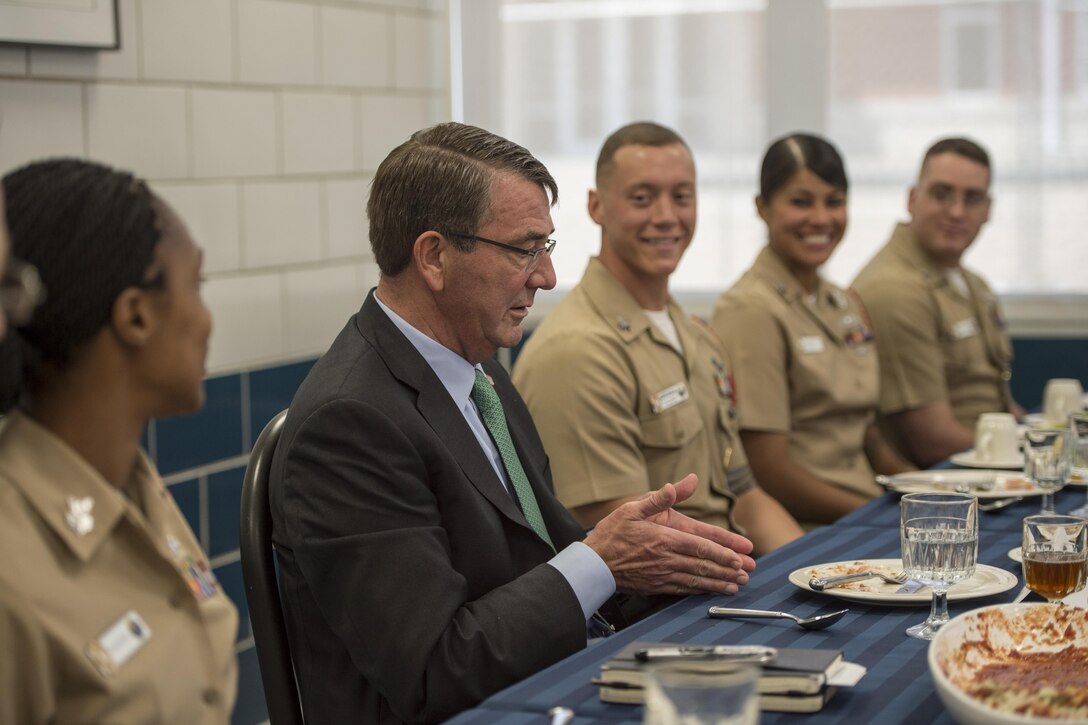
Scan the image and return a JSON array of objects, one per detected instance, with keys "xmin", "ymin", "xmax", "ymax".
[
  {"xmin": 951, "ymin": 317, "xmax": 980, "ymax": 339},
  {"xmin": 799, "ymin": 335, "xmax": 825, "ymax": 354},
  {"xmin": 651, "ymin": 382, "xmax": 689, "ymax": 413},
  {"xmin": 85, "ymin": 610, "xmax": 151, "ymax": 678}
]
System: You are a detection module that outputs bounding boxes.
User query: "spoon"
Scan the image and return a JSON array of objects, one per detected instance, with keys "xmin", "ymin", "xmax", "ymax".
[
  {"xmin": 707, "ymin": 606, "xmax": 848, "ymax": 630},
  {"xmin": 548, "ymin": 706, "xmax": 574, "ymax": 725}
]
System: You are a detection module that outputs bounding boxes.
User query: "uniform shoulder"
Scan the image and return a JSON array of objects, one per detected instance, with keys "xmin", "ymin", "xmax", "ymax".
[
  {"xmin": 851, "ymin": 256, "xmax": 933, "ymax": 313},
  {"xmin": 712, "ymin": 287, "xmax": 781, "ymax": 327},
  {"xmin": 962, "ymin": 266, "xmax": 997, "ymax": 293},
  {"xmin": 0, "ymin": 476, "xmax": 60, "ymax": 594},
  {"xmin": 518, "ymin": 288, "xmax": 628, "ymax": 364},
  {"xmin": 853, "ymin": 243, "xmax": 919, "ymax": 287},
  {"xmin": 515, "ymin": 315, "xmax": 628, "ymax": 383}
]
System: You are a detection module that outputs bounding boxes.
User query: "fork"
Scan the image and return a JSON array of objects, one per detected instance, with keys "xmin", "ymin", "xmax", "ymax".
[
  {"xmin": 809, "ymin": 570, "xmax": 909, "ymax": 591},
  {"xmin": 978, "ymin": 497, "xmax": 1023, "ymax": 512}
]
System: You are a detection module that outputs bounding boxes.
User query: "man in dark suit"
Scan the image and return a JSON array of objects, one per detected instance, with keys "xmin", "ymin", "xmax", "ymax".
[{"xmin": 269, "ymin": 122, "xmax": 757, "ymax": 724}]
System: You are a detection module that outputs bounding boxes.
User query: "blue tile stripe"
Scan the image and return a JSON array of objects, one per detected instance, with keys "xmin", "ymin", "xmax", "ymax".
[{"xmin": 147, "ymin": 356, "xmax": 317, "ymax": 725}]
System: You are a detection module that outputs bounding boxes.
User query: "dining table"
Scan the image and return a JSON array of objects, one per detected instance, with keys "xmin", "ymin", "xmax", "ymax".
[{"xmin": 444, "ymin": 482, "xmax": 1088, "ymax": 724}]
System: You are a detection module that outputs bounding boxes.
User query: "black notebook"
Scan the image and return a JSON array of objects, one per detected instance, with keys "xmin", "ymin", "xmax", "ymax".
[{"xmin": 594, "ymin": 641, "xmax": 844, "ymax": 713}]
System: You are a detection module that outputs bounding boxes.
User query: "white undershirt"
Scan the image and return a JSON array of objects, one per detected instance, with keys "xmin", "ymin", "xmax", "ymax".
[
  {"xmin": 945, "ymin": 268, "xmax": 970, "ymax": 298},
  {"xmin": 644, "ymin": 308, "xmax": 682, "ymax": 353}
]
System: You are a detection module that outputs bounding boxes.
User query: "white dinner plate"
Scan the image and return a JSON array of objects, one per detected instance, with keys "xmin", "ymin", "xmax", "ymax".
[
  {"xmin": 1007, "ymin": 546, "xmax": 1022, "ymax": 563},
  {"xmin": 1024, "ymin": 412, "xmax": 1070, "ymax": 429},
  {"xmin": 1024, "ymin": 413, "xmax": 1047, "ymax": 428},
  {"xmin": 790, "ymin": 559, "xmax": 1019, "ymax": 605},
  {"xmin": 949, "ymin": 450, "xmax": 1024, "ymax": 469},
  {"xmin": 878, "ymin": 470, "xmax": 1042, "ymax": 500}
]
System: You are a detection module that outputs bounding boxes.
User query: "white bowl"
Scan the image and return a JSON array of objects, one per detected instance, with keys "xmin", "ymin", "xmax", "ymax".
[{"xmin": 928, "ymin": 603, "xmax": 1088, "ymax": 724}]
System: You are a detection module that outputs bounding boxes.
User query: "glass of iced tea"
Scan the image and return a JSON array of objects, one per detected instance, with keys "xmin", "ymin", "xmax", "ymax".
[{"xmin": 1022, "ymin": 514, "xmax": 1088, "ymax": 603}]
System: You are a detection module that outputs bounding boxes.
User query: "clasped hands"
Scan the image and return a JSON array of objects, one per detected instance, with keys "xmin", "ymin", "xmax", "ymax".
[{"xmin": 584, "ymin": 474, "xmax": 756, "ymax": 597}]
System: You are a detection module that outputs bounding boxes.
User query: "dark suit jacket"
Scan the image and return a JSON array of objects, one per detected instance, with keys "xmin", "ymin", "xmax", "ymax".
[{"xmin": 269, "ymin": 291, "xmax": 592, "ymax": 724}]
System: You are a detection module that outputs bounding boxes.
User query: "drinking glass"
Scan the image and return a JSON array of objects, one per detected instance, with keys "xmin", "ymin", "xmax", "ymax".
[
  {"xmin": 1022, "ymin": 514, "xmax": 1088, "ymax": 603},
  {"xmin": 900, "ymin": 493, "xmax": 978, "ymax": 640},
  {"xmin": 643, "ymin": 661, "xmax": 759, "ymax": 725},
  {"xmin": 1024, "ymin": 428, "xmax": 1073, "ymax": 514},
  {"xmin": 1069, "ymin": 414, "xmax": 1088, "ymax": 517}
]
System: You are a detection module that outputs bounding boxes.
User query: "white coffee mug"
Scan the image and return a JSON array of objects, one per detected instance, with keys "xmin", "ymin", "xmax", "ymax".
[
  {"xmin": 1043, "ymin": 379, "xmax": 1084, "ymax": 425},
  {"xmin": 975, "ymin": 412, "xmax": 1019, "ymax": 463}
]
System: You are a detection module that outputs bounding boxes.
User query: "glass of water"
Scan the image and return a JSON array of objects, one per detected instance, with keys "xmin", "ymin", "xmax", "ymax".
[
  {"xmin": 1069, "ymin": 414, "xmax": 1088, "ymax": 517},
  {"xmin": 1025, "ymin": 428, "xmax": 1073, "ymax": 514},
  {"xmin": 900, "ymin": 493, "xmax": 978, "ymax": 640}
]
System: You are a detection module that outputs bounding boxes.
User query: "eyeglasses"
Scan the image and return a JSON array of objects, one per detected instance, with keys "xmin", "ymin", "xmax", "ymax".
[
  {"xmin": 0, "ymin": 257, "xmax": 45, "ymax": 326},
  {"xmin": 926, "ymin": 185, "xmax": 989, "ymax": 210},
  {"xmin": 447, "ymin": 232, "xmax": 556, "ymax": 274}
]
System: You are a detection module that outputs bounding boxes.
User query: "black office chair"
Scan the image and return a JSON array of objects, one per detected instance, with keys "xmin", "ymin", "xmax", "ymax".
[{"xmin": 240, "ymin": 409, "xmax": 304, "ymax": 725}]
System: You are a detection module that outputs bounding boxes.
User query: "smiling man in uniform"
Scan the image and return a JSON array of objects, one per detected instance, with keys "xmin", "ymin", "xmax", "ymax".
[
  {"xmin": 852, "ymin": 137, "xmax": 1019, "ymax": 467},
  {"xmin": 514, "ymin": 121, "xmax": 802, "ymax": 555}
]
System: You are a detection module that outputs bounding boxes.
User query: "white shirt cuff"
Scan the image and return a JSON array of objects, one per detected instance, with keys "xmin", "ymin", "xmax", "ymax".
[{"xmin": 548, "ymin": 541, "xmax": 616, "ymax": 622}]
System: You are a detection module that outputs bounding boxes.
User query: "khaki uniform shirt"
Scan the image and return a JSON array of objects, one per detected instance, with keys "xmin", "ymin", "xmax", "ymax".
[
  {"xmin": 0, "ymin": 412, "xmax": 238, "ymax": 725},
  {"xmin": 513, "ymin": 258, "xmax": 753, "ymax": 533},
  {"xmin": 712, "ymin": 247, "xmax": 882, "ymax": 506},
  {"xmin": 852, "ymin": 223, "xmax": 1013, "ymax": 453}
]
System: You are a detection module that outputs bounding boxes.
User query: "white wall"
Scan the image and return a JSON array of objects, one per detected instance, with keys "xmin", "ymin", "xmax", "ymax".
[{"xmin": 0, "ymin": 0, "xmax": 451, "ymax": 374}]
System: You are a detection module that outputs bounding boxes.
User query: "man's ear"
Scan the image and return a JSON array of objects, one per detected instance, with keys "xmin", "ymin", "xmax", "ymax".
[
  {"xmin": 587, "ymin": 188, "xmax": 603, "ymax": 225},
  {"xmin": 413, "ymin": 231, "xmax": 448, "ymax": 292},
  {"xmin": 110, "ymin": 287, "xmax": 157, "ymax": 348},
  {"xmin": 907, "ymin": 185, "xmax": 918, "ymax": 216}
]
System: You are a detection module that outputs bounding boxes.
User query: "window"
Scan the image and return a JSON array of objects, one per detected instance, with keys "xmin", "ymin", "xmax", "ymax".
[
  {"xmin": 942, "ymin": 5, "xmax": 1000, "ymax": 94},
  {"xmin": 459, "ymin": 0, "xmax": 1088, "ymax": 303}
]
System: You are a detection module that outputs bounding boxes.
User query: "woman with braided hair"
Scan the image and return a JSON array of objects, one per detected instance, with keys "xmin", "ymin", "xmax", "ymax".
[{"xmin": 0, "ymin": 159, "xmax": 238, "ymax": 724}]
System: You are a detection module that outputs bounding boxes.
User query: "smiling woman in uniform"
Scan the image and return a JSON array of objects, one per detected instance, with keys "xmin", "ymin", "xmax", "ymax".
[
  {"xmin": 710, "ymin": 134, "xmax": 914, "ymax": 528},
  {"xmin": 0, "ymin": 159, "xmax": 237, "ymax": 724}
]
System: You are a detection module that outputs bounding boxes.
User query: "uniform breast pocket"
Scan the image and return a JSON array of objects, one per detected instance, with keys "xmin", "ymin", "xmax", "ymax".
[
  {"xmin": 941, "ymin": 322, "xmax": 984, "ymax": 372},
  {"xmin": 640, "ymin": 402, "xmax": 704, "ymax": 450},
  {"xmin": 794, "ymin": 343, "xmax": 836, "ymax": 400}
]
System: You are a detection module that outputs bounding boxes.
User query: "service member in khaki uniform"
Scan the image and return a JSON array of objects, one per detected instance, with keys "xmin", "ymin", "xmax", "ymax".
[
  {"xmin": 0, "ymin": 159, "xmax": 238, "ymax": 724},
  {"xmin": 514, "ymin": 122, "xmax": 802, "ymax": 555},
  {"xmin": 0, "ymin": 414, "xmax": 238, "ymax": 724},
  {"xmin": 713, "ymin": 134, "xmax": 912, "ymax": 528},
  {"xmin": 853, "ymin": 138, "xmax": 1018, "ymax": 467}
]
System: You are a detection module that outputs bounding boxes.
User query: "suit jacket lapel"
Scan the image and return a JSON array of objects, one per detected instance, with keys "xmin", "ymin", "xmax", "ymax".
[{"xmin": 355, "ymin": 293, "xmax": 530, "ymax": 531}]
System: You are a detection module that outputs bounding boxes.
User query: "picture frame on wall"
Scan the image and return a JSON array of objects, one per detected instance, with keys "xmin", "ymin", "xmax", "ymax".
[{"xmin": 0, "ymin": 0, "xmax": 120, "ymax": 50}]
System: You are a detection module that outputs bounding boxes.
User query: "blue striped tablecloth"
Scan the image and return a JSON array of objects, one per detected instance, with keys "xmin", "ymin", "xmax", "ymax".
[{"xmin": 445, "ymin": 486, "xmax": 1086, "ymax": 724}]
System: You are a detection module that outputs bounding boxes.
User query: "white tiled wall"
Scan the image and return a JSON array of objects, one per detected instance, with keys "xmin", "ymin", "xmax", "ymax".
[
  {"xmin": 0, "ymin": 0, "xmax": 450, "ymax": 374},
  {"xmin": 281, "ymin": 91, "xmax": 356, "ymax": 174},
  {"xmin": 283, "ymin": 264, "xmax": 366, "ymax": 354},
  {"xmin": 191, "ymin": 87, "xmax": 278, "ymax": 178},
  {"xmin": 87, "ymin": 84, "xmax": 190, "ymax": 178},
  {"xmin": 241, "ymin": 181, "xmax": 323, "ymax": 268},
  {"xmin": 142, "ymin": 0, "xmax": 233, "ymax": 83},
  {"xmin": 237, "ymin": 0, "xmax": 319, "ymax": 86}
]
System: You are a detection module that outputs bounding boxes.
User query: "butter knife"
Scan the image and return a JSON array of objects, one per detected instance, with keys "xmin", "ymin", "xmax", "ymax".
[{"xmin": 875, "ymin": 474, "xmax": 995, "ymax": 492}]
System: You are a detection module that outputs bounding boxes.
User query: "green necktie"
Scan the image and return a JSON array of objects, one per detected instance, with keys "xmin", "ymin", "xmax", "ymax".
[{"xmin": 471, "ymin": 369, "xmax": 555, "ymax": 551}]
